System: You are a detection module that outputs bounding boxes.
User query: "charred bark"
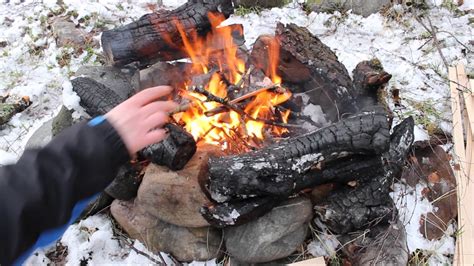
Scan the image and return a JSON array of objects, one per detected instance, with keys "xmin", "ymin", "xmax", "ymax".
[
  {"xmin": 71, "ymin": 77, "xmax": 124, "ymax": 117},
  {"xmin": 101, "ymin": 0, "xmax": 235, "ymax": 67},
  {"xmin": 208, "ymin": 111, "xmax": 390, "ymax": 202},
  {"xmin": 200, "ymin": 197, "xmax": 281, "ymax": 228},
  {"xmin": 105, "ymin": 162, "xmax": 144, "ymax": 200},
  {"xmin": 352, "ymin": 59, "xmax": 392, "ymax": 110},
  {"xmin": 250, "ymin": 23, "xmax": 358, "ymax": 121},
  {"xmin": 313, "ymin": 117, "xmax": 414, "ymax": 234},
  {"xmin": 139, "ymin": 123, "xmax": 197, "ymax": 171}
]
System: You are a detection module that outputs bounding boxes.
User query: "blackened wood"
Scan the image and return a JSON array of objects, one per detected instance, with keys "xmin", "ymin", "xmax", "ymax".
[
  {"xmin": 313, "ymin": 117, "xmax": 414, "ymax": 234},
  {"xmin": 74, "ymin": 192, "xmax": 114, "ymax": 223},
  {"xmin": 139, "ymin": 123, "xmax": 196, "ymax": 171},
  {"xmin": 71, "ymin": 77, "xmax": 124, "ymax": 117},
  {"xmin": 208, "ymin": 111, "xmax": 390, "ymax": 202},
  {"xmin": 200, "ymin": 197, "xmax": 281, "ymax": 228},
  {"xmin": 101, "ymin": 0, "xmax": 234, "ymax": 67},
  {"xmin": 250, "ymin": 24, "xmax": 358, "ymax": 121},
  {"xmin": 105, "ymin": 162, "xmax": 144, "ymax": 200},
  {"xmin": 352, "ymin": 59, "xmax": 392, "ymax": 110}
]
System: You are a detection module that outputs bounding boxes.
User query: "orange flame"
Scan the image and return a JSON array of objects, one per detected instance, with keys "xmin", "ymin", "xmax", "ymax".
[{"xmin": 170, "ymin": 13, "xmax": 291, "ymax": 149}]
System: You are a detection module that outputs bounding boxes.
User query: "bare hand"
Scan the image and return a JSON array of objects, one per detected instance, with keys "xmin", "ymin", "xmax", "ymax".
[{"xmin": 105, "ymin": 86, "xmax": 178, "ymax": 155}]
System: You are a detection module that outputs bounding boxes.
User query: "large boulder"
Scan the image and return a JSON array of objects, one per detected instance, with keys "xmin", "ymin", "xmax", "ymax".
[
  {"xmin": 111, "ymin": 200, "xmax": 222, "ymax": 262},
  {"xmin": 225, "ymin": 197, "xmax": 313, "ymax": 263}
]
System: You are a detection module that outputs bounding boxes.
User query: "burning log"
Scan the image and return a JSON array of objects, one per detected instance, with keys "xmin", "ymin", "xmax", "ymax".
[
  {"xmin": 208, "ymin": 111, "xmax": 391, "ymax": 203},
  {"xmin": 101, "ymin": 0, "xmax": 235, "ymax": 67},
  {"xmin": 314, "ymin": 117, "xmax": 415, "ymax": 234},
  {"xmin": 251, "ymin": 23, "xmax": 358, "ymax": 122},
  {"xmin": 139, "ymin": 123, "xmax": 197, "ymax": 171}
]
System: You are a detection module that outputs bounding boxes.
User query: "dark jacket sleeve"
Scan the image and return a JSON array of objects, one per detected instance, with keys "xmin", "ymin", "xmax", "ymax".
[{"xmin": 0, "ymin": 119, "xmax": 129, "ymax": 265}]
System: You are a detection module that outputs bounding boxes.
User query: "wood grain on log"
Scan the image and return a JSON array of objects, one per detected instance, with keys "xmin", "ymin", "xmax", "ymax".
[
  {"xmin": 208, "ymin": 111, "xmax": 391, "ymax": 202},
  {"xmin": 101, "ymin": 0, "xmax": 235, "ymax": 67}
]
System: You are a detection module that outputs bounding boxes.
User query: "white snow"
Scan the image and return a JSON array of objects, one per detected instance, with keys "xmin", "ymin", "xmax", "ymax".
[{"xmin": 0, "ymin": 0, "xmax": 471, "ymax": 263}]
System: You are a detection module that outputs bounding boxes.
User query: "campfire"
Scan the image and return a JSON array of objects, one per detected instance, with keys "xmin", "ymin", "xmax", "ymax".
[
  {"xmin": 167, "ymin": 13, "xmax": 293, "ymax": 151},
  {"xmin": 71, "ymin": 0, "xmax": 418, "ymax": 264}
]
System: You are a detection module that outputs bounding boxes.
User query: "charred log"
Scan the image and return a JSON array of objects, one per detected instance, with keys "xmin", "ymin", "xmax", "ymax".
[
  {"xmin": 250, "ymin": 23, "xmax": 358, "ymax": 121},
  {"xmin": 105, "ymin": 162, "xmax": 144, "ymax": 200},
  {"xmin": 71, "ymin": 77, "xmax": 124, "ymax": 117},
  {"xmin": 101, "ymin": 0, "xmax": 235, "ymax": 67},
  {"xmin": 200, "ymin": 197, "xmax": 281, "ymax": 228},
  {"xmin": 208, "ymin": 111, "xmax": 390, "ymax": 202},
  {"xmin": 352, "ymin": 59, "xmax": 392, "ymax": 110},
  {"xmin": 139, "ymin": 123, "xmax": 197, "ymax": 171},
  {"xmin": 313, "ymin": 117, "xmax": 414, "ymax": 234},
  {"xmin": 74, "ymin": 192, "xmax": 114, "ymax": 223}
]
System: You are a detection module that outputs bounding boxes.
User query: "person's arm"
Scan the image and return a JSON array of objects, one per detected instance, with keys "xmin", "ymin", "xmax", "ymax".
[{"xmin": 0, "ymin": 86, "xmax": 177, "ymax": 265}]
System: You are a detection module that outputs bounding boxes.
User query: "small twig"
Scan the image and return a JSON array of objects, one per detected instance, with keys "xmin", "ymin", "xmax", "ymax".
[
  {"xmin": 415, "ymin": 15, "xmax": 449, "ymax": 71},
  {"xmin": 192, "ymin": 86, "xmax": 302, "ymax": 128},
  {"xmin": 437, "ymin": 30, "xmax": 473, "ymax": 52},
  {"xmin": 204, "ymin": 85, "xmax": 286, "ymax": 116}
]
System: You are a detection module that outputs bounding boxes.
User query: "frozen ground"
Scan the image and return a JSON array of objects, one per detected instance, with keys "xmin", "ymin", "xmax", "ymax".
[{"xmin": 0, "ymin": 0, "xmax": 472, "ymax": 264}]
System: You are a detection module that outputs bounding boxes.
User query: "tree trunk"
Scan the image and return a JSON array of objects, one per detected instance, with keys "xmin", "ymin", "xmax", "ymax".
[{"xmin": 101, "ymin": 0, "xmax": 235, "ymax": 67}]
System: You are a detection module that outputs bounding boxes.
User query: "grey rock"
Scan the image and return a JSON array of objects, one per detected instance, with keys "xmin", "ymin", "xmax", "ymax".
[
  {"xmin": 52, "ymin": 105, "xmax": 73, "ymax": 137},
  {"xmin": 139, "ymin": 62, "xmax": 190, "ymax": 90},
  {"xmin": 309, "ymin": 0, "xmax": 392, "ymax": 17},
  {"xmin": 111, "ymin": 200, "xmax": 222, "ymax": 262},
  {"xmin": 75, "ymin": 65, "xmax": 139, "ymax": 100},
  {"xmin": 136, "ymin": 149, "xmax": 212, "ymax": 228},
  {"xmin": 25, "ymin": 119, "xmax": 52, "ymax": 149},
  {"xmin": 51, "ymin": 18, "xmax": 86, "ymax": 47},
  {"xmin": 225, "ymin": 197, "xmax": 313, "ymax": 263}
]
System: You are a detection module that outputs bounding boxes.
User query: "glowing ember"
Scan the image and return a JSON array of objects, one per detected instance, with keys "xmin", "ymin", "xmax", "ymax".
[{"xmin": 170, "ymin": 13, "xmax": 291, "ymax": 149}]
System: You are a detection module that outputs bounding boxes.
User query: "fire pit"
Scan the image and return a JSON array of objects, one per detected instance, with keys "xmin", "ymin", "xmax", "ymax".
[{"xmin": 71, "ymin": 0, "xmax": 415, "ymax": 263}]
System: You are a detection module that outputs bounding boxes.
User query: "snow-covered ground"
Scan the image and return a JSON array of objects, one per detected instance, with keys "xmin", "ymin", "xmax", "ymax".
[{"xmin": 0, "ymin": 0, "xmax": 472, "ymax": 264}]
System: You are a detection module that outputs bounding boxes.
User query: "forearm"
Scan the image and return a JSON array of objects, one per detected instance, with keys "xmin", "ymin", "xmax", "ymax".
[{"xmin": 0, "ymin": 119, "xmax": 129, "ymax": 264}]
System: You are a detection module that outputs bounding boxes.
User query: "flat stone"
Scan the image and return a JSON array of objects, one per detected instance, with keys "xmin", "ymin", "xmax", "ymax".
[
  {"xmin": 136, "ymin": 147, "xmax": 214, "ymax": 228},
  {"xmin": 111, "ymin": 200, "xmax": 222, "ymax": 262},
  {"xmin": 25, "ymin": 119, "xmax": 52, "ymax": 149},
  {"xmin": 225, "ymin": 197, "xmax": 313, "ymax": 263},
  {"xmin": 51, "ymin": 18, "xmax": 86, "ymax": 47},
  {"xmin": 52, "ymin": 105, "xmax": 73, "ymax": 137},
  {"xmin": 75, "ymin": 65, "xmax": 139, "ymax": 100},
  {"xmin": 139, "ymin": 62, "xmax": 191, "ymax": 90}
]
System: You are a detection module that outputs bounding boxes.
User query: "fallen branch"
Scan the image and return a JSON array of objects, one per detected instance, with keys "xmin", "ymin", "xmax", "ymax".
[{"xmin": 414, "ymin": 15, "xmax": 449, "ymax": 71}]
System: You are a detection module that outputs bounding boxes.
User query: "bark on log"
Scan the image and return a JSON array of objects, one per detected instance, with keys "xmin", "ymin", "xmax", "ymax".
[
  {"xmin": 200, "ymin": 197, "xmax": 281, "ymax": 228},
  {"xmin": 250, "ymin": 23, "xmax": 358, "ymax": 122},
  {"xmin": 313, "ymin": 117, "xmax": 414, "ymax": 234},
  {"xmin": 139, "ymin": 123, "xmax": 197, "ymax": 171},
  {"xmin": 101, "ymin": 0, "xmax": 235, "ymax": 67},
  {"xmin": 105, "ymin": 162, "xmax": 144, "ymax": 200},
  {"xmin": 71, "ymin": 77, "xmax": 124, "ymax": 117},
  {"xmin": 208, "ymin": 111, "xmax": 391, "ymax": 202}
]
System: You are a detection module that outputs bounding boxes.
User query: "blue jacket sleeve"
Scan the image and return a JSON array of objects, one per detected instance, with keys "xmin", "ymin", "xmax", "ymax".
[{"xmin": 0, "ymin": 118, "xmax": 129, "ymax": 265}]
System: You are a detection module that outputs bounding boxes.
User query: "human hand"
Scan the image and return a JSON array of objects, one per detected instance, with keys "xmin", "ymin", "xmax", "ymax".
[{"xmin": 105, "ymin": 86, "xmax": 178, "ymax": 155}]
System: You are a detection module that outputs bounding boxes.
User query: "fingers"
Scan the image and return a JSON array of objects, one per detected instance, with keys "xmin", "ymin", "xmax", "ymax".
[
  {"xmin": 143, "ymin": 129, "xmax": 168, "ymax": 147},
  {"xmin": 141, "ymin": 100, "xmax": 178, "ymax": 117},
  {"xmin": 144, "ymin": 112, "xmax": 169, "ymax": 130},
  {"xmin": 132, "ymin": 86, "xmax": 174, "ymax": 106}
]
